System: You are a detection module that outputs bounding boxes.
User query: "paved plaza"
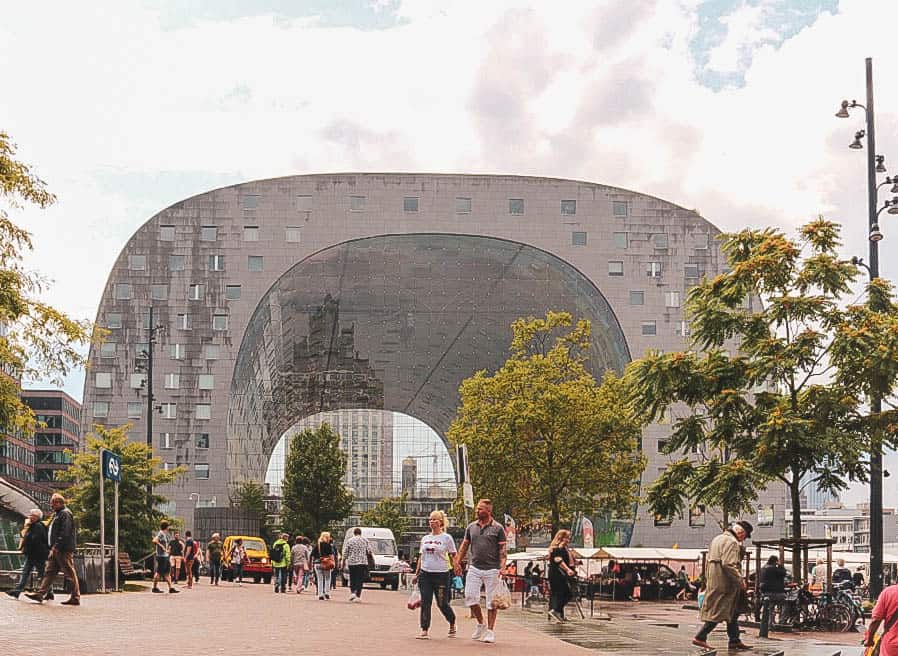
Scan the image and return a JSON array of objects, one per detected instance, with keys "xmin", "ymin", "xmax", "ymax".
[{"xmin": 0, "ymin": 581, "xmax": 867, "ymax": 656}]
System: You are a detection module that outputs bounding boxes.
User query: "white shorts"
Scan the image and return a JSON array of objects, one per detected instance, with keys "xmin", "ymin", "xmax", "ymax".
[{"xmin": 464, "ymin": 565, "xmax": 500, "ymax": 608}]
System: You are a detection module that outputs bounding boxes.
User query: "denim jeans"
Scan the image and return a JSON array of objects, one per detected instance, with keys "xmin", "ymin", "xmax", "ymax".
[
  {"xmin": 233, "ymin": 563, "xmax": 244, "ymax": 582},
  {"xmin": 315, "ymin": 564, "xmax": 331, "ymax": 597},
  {"xmin": 302, "ymin": 568, "xmax": 311, "ymax": 589},
  {"xmin": 208, "ymin": 558, "xmax": 221, "ymax": 584},
  {"xmin": 419, "ymin": 571, "xmax": 456, "ymax": 630},
  {"xmin": 274, "ymin": 566, "xmax": 287, "ymax": 591},
  {"xmin": 12, "ymin": 556, "xmax": 46, "ymax": 594}
]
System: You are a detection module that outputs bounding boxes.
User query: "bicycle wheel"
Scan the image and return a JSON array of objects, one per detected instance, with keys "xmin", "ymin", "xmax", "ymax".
[{"xmin": 818, "ymin": 602, "xmax": 853, "ymax": 632}]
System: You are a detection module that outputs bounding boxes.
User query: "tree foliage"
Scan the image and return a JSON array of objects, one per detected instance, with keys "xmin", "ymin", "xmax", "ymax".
[
  {"xmin": 59, "ymin": 423, "xmax": 184, "ymax": 558},
  {"xmin": 447, "ymin": 311, "xmax": 646, "ymax": 533},
  {"xmin": 0, "ymin": 132, "xmax": 91, "ymax": 437},
  {"xmin": 281, "ymin": 423, "xmax": 354, "ymax": 538},
  {"xmin": 360, "ymin": 492, "xmax": 411, "ymax": 541},
  {"xmin": 230, "ymin": 479, "xmax": 273, "ymax": 542},
  {"xmin": 626, "ymin": 218, "xmax": 885, "ymax": 579}
]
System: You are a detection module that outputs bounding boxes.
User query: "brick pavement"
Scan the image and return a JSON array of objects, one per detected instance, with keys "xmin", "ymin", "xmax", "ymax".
[{"xmin": 0, "ymin": 581, "xmax": 592, "ymax": 656}]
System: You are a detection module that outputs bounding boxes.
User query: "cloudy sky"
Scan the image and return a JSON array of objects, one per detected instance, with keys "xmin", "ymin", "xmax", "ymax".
[{"xmin": 3, "ymin": 1, "xmax": 898, "ymax": 504}]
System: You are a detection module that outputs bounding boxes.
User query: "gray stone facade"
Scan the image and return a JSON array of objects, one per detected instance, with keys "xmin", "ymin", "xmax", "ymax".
[{"xmin": 82, "ymin": 173, "xmax": 784, "ymax": 545}]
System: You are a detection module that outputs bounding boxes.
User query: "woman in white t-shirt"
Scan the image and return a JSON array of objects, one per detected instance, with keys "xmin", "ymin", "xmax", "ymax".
[{"xmin": 413, "ymin": 510, "xmax": 458, "ymax": 639}]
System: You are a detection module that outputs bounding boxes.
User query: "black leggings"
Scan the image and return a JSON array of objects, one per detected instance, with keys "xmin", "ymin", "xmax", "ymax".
[
  {"xmin": 549, "ymin": 577, "xmax": 572, "ymax": 617},
  {"xmin": 419, "ymin": 571, "xmax": 456, "ymax": 631}
]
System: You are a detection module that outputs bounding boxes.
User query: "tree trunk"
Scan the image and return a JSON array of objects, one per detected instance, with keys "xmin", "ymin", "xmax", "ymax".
[
  {"xmin": 551, "ymin": 504, "xmax": 560, "ymax": 536},
  {"xmin": 790, "ymin": 476, "xmax": 803, "ymax": 582}
]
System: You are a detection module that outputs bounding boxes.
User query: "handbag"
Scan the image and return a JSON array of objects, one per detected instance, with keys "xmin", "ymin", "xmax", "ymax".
[
  {"xmin": 320, "ymin": 555, "xmax": 335, "ymax": 571},
  {"xmin": 866, "ymin": 605, "xmax": 898, "ymax": 656}
]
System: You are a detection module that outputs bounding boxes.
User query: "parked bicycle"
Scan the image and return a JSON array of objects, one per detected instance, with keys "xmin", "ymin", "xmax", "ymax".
[{"xmin": 765, "ymin": 585, "xmax": 854, "ymax": 633}]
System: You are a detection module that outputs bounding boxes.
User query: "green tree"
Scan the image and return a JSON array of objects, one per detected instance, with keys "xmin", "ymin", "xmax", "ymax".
[
  {"xmin": 59, "ymin": 423, "xmax": 184, "ymax": 558},
  {"xmin": 626, "ymin": 219, "xmax": 873, "ymax": 579},
  {"xmin": 230, "ymin": 479, "xmax": 273, "ymax": 541},
  {"xmin": 447, "ymin": 311, "xmax": 646, "ymax": 533},
  {"xmin": 360, "ymin": 493, "xmax": 411, "ymax": 540},
  {"xmin": 0, "ymin": 132, "xmax": 91, "ymax": 437},
  {"xmin": 281, "ymin": 423, "xmax": 354, "ymax": 538}
]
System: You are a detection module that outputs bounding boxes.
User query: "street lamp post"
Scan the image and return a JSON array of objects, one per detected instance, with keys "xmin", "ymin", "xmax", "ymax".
[
  {"xmin": 143, "ymin": 306, "xmax": 164, "ymax": 506},
  {"xmin": 836, "ymin": 57, "xmax": 897, "ymax": 599}
]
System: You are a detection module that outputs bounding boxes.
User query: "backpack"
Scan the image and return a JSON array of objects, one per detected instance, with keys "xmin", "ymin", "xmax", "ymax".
[{"xmin": 271, "ymin": 542, "xmax": 283, "ymax": 562}]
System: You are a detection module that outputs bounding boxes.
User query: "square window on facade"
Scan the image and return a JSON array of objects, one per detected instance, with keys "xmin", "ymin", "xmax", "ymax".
[
  {"xmin": 195, "ymin": 404, "xmax": 211, "ymax": 420},
  {"xmin": 212, "ymin": 314, "xmax": 228, "ymax": 331},
  {"xmin": 160, "ymin": 225, "xmax": 176, "ymax": 241},
  {"xmin": 208, "ymin": 255, "xmax": 224, "ymax": 271},
  {"xmin": 198, "ymin": 374, "xmax": 214, "ymax": 389},
  {"xmin": 608, "ymin": 261, "xmax": 624, "ymax": 276},
  {"xmin": 561, "ymin": 199, "xmax": 577, "ymax": 215},
  {"xmin": 170, "ymin": 343, "xmax": 185, "ymax": 360},
  {"xmin": 188, "ymin": 284, "xmax": 204, "ymax": 301},
  {"xmin": 286, "ymin": 226, "xmax": 301, "ymax": 243},
  {"xmin": 685, "ymin": 264, "xmax": 700, "ymax": 279},
  {"xmin": 665, "ymin": 291, "xmax": 681, "ymax": 308},
  {"xmin": 612, "ymin": 200, "xmax": 628, "ymax": 217},
  {"xmin": 350, "ymin": 195, "xmax": 366, "ymax": 212},
  {"xmin": 95, "ymin": 372, "xmax": 112, "ymax": 388},
  {"xmin": 169, "ymin": 255, "xmax": 186, "ymax": 271},
  {"xmin": 658, "ymin": 439, "xmax": 669, "ymax": 453},
  {"xmin": 629, "ymin": 291, "xmax": 645, "ymax": 305},
  {"xmin": 695, "ymin": 232, "xmax": 710, "ymax": 249},
  {"xmin": 128, "ymin": 254, "xmax": 146, "ymax": 271},
  {"xmin": 613, "ymin": 232, "xmax": 628, "ymax": 249},
  {"xmin": 677, "ymin": 321, "xmax": 692, "ymax": 337},
  {"xmin": 150, "ymin": 284, "xmax": 168, "ymax": 301},
  {"xmin": 242, "ymin": 195, "xmax": 260, "ymax": 210},
  {"xmin": 161, "ymin": 403, "xmax": 176, "ymax": 419},
  {"xmin": 177, "ymin": 313, "xmax": 191, "ymax": 330},
  {"xmin": 136, "ymin": 343, "xmax": 148, "ymax": 358},
  {"xmin": 160, "ymin": 432, "xmax": 172, "ymax": 449},
  {"xmin": 194, "ymin": 464, "xmax": 210, "ymax": 479},
  {"xmin": 130, "ymin": 373, "xmax": 146, "ymax": 389},
  {"xmin": 106, "ymin": 313, "xmax": 122, "ymax": 329},
  {"xmin": 127, "ymin": 401, "xmax": 142, "ymax": 419},
  {"xmin": 200, "ymin": 225, "xmax": 218, "ymax": 241},
  {"xmin": 204, "ymin": 343, "xmax": 220, "ymax": 360},
  {"xmin": 225, "ymin": 285, "xmax": 241, "ymax": 300},
  {"xmin": 647, "ymin": 261, "xmax": 662, "ymax": 277},
  {"xmin": 641, "ymin": 320, "xmax": 657, "ymax": 336},
  {"xmin": 93, "ymin": 401, "xmax": 109, "ymax": 417},
  {"xmin": 164, "ymin": 373, "xmax": 180, "ymax": 389},
  {"xmin": 247, "ymin": 256, "xmax": 263, "ymax": 272},
  {"xmin": 403, "ymin": 196, "xmax": 419, "ymax": 212},
  {"xmin": 243, "ymin": 226, "xmax": 259, "ymax": 241},
  {"xmin": 114, "ymin": 283, "xmax": 132, "ymax": 300},
  {"xmin": 572, "ymin": 231, "xmax": 587, "ymax": 246},
  {"xmin": 295, "ymin": 195, "xmax": 312, "ymax": 212},
  {"xmin": 196, "ymin": 433, "xmax": 210, "ymax": 449},
  {"xmin": 455, "ymin": 197, "xmax": 472, "ymax": 214},
  {"xmin": 653, "ymin": 233, "xmax": 669, "ymax": 249},
  {"xmin": 508, "ymin": 198, "xmax": 524, "ymax": 215},
  {"xmin": 100, "ymin": 342, "xmax": 116, "ymax": 358}
]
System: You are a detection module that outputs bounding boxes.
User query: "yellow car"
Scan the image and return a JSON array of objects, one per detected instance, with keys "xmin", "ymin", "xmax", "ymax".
[{"xmin": 221, "ymin": 535, "xmax": 272, "ymax": 584}]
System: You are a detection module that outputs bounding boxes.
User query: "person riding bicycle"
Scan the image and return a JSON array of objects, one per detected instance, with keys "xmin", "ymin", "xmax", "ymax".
[{"xmin": 832, "ymin": 558, "xmax": 853, "ymax": 587}]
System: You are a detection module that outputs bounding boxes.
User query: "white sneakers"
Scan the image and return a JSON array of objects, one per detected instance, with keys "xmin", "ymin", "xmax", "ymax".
[
  {"xmin": 472, "ymin": 624, "xmax": 486, "ymax": 640},
  {"xmin": 482, "ymin": 630, "xmax": 495, "ymax": 643},
  {"xmin": 348, "ymin": 593, "xmax": 357, "ymax": 601}
]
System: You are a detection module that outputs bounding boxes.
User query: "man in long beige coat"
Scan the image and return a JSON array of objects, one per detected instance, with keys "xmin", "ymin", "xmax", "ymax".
[{"xmin": 692, "ymin": 520, "xmax": 753, "ymax": 651}]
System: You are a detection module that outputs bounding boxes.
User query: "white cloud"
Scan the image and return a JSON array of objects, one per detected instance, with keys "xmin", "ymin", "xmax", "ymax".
[{"xmin": 705, "ymin": 1, "xmax": 781, "ymax": 74}]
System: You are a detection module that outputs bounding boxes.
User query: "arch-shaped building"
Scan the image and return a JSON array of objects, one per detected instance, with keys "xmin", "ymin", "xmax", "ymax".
[{"xmin": 83, "ymin": 173, "xmax": 784, "ymax": 546}]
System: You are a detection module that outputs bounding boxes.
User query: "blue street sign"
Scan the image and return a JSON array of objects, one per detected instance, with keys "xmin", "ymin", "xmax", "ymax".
[{"xmin": 102, "ymin": 450, "xmax": 122, "ymax": 482}]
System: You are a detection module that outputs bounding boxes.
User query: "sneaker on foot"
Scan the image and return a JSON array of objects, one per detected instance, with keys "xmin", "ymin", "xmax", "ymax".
[
  {"xmin": 471, "ymin": 624, "xmax": 486, "ymax": 640},
  {"xmin": 5, "ymin": 591, "xmax": 19, "ymax": 599},
  {"xmin": 691, "ymin": 638, "xmax": 711, "ymax": 650},
  {"xmin": 152, "ymin": 588, "xmax": 164, "ymax": 593},
  {"xmin": 482, "ymin": 629, "xmax": 495, "ymax": 643},
  {"xmin": 325, "ymin": 594, "xmax": 330, "ymax": 600},
  {"xmin": 24, "ymin": 593, "xmax": 42, "ymax": 603},
  {"xmin": 548, "ymin": 609, "xmax": 565, "ymax": 622},
  {"xmin": 61, "ymin": 598, "xmax": 80, "ymax": 606},
  {"xmin": 169, "ymin": 587, "xmax": 180, "ymax": 594},
  {"xmin": 448, "ymin": 625, "xmax": 457, "ymax": 638},
  {"xmin": 415, "ymin": 631, "xmax": 429, "ymax": 640},
  {"xmin": 348, "ymin": 593, "xmax": 357, "ymax": 601},
  {"xmin": 728, "ymin": 642, "xmax": 752, "ymax": 651}
]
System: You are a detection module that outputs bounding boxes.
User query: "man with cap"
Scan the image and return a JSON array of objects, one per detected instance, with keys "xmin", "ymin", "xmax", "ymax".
[{"xmin": 692, "ymin": 520, "xmax": 753, "ymax": 651}]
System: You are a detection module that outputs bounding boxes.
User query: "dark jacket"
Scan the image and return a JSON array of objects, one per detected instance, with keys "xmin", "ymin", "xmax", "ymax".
[
  {"xmin": 22, "ymin": 519, "xmax": 50, "ymax": 561},
  {"xmin": 48, "ymin": 506, "xmax": 77, "ymax": 552},
  {"xmin": 310, "ymin": 541, "xmax": 334, "ymax": 561},
  {"xmin": 759, "ymin": 563, "xmax": 788, "ymax": 594}
]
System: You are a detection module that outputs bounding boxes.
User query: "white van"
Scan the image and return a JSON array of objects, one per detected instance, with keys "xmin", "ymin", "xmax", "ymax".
[{"xmin": 342, "ymin": 526, "xmax": 399, "ymax": 590}]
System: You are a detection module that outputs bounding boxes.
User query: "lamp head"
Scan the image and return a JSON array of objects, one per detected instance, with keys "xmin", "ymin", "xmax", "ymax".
[
  {"xmin": 870, "ymin": 223, "xmax": 884, "ymax": 242},
  {"xmin": 877, "ymin": 155, "xmax": 887, "ymax": 173},
  {"xmin": 850, "ymin": 130, "xmax": 865, "ymax": 149},
  {"xmin": 835, "ymin": 100, "xmax": 851, "ymax": 118},
  {"xmin": 889, "ymin": 198, "xmax": 898, "ymax": 215}
]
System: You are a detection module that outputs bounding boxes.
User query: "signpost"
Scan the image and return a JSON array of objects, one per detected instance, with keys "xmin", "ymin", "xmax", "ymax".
[{"xmin": 100, "ymin": 449, "xmax": 122, "ymax": 592}]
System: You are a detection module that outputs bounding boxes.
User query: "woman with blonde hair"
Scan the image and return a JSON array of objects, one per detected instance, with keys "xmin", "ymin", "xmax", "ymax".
[
  {"xmin": 547, "ymin": 529, "xmax": 577, "ymax": 622},
  {"xmin": 310, "ymin": 531, "xmax": 336, "ymax": 600},
  {"xmin": 413, "ymin": 510, "xmax": 458, "ymax": 639}
]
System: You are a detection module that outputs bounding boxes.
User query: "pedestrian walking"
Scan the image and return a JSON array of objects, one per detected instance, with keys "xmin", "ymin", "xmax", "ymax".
[
  {"xmin": 311, "ymin": 531, "xmax": 335, "ymax": 600},
  {"xmin": 230, "ymin": 538, "xmax": 247, "ymax": 586},
  {"xmin": 169, "ymin": 529, "xmax": 184, "ymax": 584},
  {"xmin": 291, "ymin": 536, "xmax": 310, "ymax": 594},
  {"xmin": 183, "ymin": 531, "xmax": 199, "ymax": 588},
  {"xmin": 150, "ymin": 520, "xmax": 179, "ymax": 594},
  {"xmin": 271, "ymin": 532, "xmax": 291, "ymax": 593},
  {"xmin": 865, "ymin": 581, "xmax": 898, "ymax": 656},
  {"xmin": 206, "ymin": 533, "xmax": 223, "ymax": 586},
  {"xmin": 691, "ymin": 520, "xmax": 753, "ymax": 651},
  {"xmin": 7, "ymin": 508, "xmax": 51, "ymax": 600},
  {"xmin": 343, "ymin": 527, "xmax": 374, "ymax": 602},
  {"xmin": 547, "ymin": 529, "xmax": 576, "ymax": 622},
  {"xmin": 329, "ymin": 534, "xmax": 340, "ymax": 589},
  {"xmin": 25, "ymin": 493, "xmax": 80, "ymax": 605},
  {"xmin": 413, "ymin": 510, "xmax": 457, "ymax": 639},
  {"xmin": 455, "ymin": 498, "xmax": 507, "ymax": 644}
]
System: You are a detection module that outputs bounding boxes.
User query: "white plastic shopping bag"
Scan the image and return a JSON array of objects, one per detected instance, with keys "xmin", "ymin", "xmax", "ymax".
[
  {"xmin": 407, "ymin": 584, "xmax": 421, "ymax": 610},
  {"xmin": 492, "ymin": 578, "xmax": 512, "ymax": 610}
]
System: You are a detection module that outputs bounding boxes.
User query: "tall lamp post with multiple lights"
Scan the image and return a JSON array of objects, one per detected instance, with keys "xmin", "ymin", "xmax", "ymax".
[
  {"xmin": 138, "ymin": 306, "xmax": 165, "ymax": 506},
  {"xmin": 835, "ymin": 57, "xmax": 898, "ymax": 599}
]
